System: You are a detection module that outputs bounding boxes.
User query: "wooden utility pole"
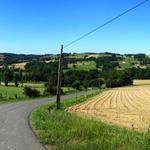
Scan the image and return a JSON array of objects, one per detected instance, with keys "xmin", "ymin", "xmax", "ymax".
[{"xmin": 56, "ymin": 45, "xmax": 63, "ymax": 109}]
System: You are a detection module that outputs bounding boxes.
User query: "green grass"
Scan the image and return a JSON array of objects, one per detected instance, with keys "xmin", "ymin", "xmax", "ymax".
[
  {"xmin": 23, "ymin": 83, "xmax": 45, "ymax": 88},
  {"xmin": 0, "ymin": 82, "xmax": 85, "ymax": 103},
  {"xmin": 30, "ymin": 92, "xmax": 150, "ymax": 150},
  {"xmin": 68, "ymin": 54, "xmax": 87, "ymax": 59},
  {"xmin": 68, "ymin": 61, "xmax": 97, "ymax": 71},
  {"xmin": 0, "ymin": 83, "xmax": 45, "ymax": 103},
  {"xmin": 119, "ymin": 61, "xmax": 133, "ymax": 69},
  {"xmin": 119, "ymin": 56, "xmax": 140, "ymax": 69},
  {"xmin": 0, "ymin": 86, "xmax": 26, "ymax": 101},
  {"xmin": 62, "ymin": 87, "xmax": 76, "ymax": 94}
]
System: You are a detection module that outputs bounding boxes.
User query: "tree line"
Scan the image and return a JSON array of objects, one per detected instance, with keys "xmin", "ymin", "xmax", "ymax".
[{"xmin": 0, "ymin": 60, "xmax": 133, "ymax": 91}]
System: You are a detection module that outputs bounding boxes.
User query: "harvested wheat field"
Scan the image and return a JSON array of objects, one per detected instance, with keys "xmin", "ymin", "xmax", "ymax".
[
  {"xmin": 134, "ymin": 80, "xmax": 150, "ymax": 86},
  {"xmin": 68, "ymin": 81, "xmax": 150, "ymax": 131}
]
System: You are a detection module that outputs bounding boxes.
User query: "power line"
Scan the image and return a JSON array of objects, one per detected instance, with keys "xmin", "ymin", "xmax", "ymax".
[{"xmin": 64, "ymin": 0, "xmax": 149, "ymax": 49}]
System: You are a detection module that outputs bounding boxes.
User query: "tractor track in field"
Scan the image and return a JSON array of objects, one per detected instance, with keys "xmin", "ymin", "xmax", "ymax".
[{"xmin": 68, "ymin": 85, "xmax": 150, "ymax": 131}]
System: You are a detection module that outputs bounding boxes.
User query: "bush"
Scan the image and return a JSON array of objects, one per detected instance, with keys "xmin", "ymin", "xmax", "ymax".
[
  {"xmin": 72, "ymin": 80, "xmax": 81, "ymax": 90},
  {"xmin": 44, "ymin": 82, "xmax": 63, "ymax": 96},
  {"xmin": 89, "ymin": 78, "xmax": 105, "ymax": 88},
  {"xmin": 23, "ymin": 86, "xmax": 40, "ymax": 97},
  {"xmin": 44, "ymin": 86, "xmax": 57, "ymax": 96}
]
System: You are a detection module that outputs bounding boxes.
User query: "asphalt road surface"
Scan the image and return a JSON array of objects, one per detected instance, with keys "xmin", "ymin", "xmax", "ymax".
[{"xmin": 0, "ymin": 90, "xmax": 96, "ymax": 150}]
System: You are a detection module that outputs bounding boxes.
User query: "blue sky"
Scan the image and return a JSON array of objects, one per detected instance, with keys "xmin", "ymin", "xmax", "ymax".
[{"xmin": 0, "ymin": 0, "xmax": 149, "ymax": 54}]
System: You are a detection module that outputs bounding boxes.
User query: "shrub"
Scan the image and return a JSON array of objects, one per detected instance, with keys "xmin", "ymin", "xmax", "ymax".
[
  {"xmin": 44, "ymin": 86, "xmax": 57, "ymax": 96},
  {"xmin": 72, "ymin": 80, "xmax": 81, "ymax": 90},
  {"xmin": 23, "ymin": 86, "xmax": 40, "ymax": 97},
  {"xmin": 44, "ymin": 82, "xmax": 63, "ymax": 96}
]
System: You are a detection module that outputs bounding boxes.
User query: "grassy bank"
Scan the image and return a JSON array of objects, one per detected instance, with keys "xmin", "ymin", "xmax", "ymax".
[{"xmin": 30, "ymin": 92, "xmax": 150, "ymax": 150}]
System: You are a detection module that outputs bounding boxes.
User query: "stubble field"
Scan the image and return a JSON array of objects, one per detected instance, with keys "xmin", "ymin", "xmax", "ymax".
[{"xmin": 69, "ymin": 80, "xmax": 150, "ymax": 131}]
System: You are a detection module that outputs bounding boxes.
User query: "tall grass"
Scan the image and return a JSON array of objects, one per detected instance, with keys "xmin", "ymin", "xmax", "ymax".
[{"xmin": 30, "ymin": 93, "xmax": 150, "ymax": 150}]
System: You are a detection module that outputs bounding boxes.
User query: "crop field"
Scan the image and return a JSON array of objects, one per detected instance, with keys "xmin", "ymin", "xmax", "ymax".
[
  {"xmin": 10, "ymin": 62, "xmax": 27, "ymax": 70},
  {"xmin": 31, "ymin": 90, "xmax": 150, "ymax": 150},
  {"xmin": 69, "ymin": 81, "xmax": 150, "ymax": 131},
  {"xmin": 134, "ymin": 80, "xmax": 150, "ymax": 86}
]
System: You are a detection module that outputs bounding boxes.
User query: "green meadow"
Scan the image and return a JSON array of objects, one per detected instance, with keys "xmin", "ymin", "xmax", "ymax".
[
  {"xmin": 0, "ymin": 83, "xmax": 45, "ymax": 103},
  {"xmin": 68, "ymin": 61, "xmax": 98, "ymax": 71},
  {"xmin": 0, "ymin": 83, "xmax": 77, "ymax": 103}
]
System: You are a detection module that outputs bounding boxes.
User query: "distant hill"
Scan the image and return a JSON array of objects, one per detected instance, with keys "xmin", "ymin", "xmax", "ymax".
[
  {"xmin": 0, "ymin": 53, "xmax": 55, "ymax": 65},
  {"xmin": 0, "ymin": 52, "xmax": 148, "ymax": 71}
]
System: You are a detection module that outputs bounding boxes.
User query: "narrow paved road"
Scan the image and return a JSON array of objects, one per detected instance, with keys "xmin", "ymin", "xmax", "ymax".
[{"xmin": 0, "ymin": 91, "xmax": 96, "ymax": 150}]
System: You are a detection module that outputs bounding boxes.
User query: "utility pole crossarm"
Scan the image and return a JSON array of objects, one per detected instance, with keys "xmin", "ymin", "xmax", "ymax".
[{"xmin": 56, "ymin": 44, "xmax": 63, "ymax": 109}]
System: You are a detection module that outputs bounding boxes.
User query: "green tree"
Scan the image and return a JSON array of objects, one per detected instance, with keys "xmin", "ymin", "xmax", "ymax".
[
  {"xmin": 13, "ymin": 73, "xmax": 20, "ymax": 87},
  {"xmin": 2, "ymin": 66, "xmax": 13, "ymax": 86},
  {"xmin": 98, "ymin": 78, "xmax": 105, "ymax": 89},
  {"xmin": 44, "ymin": 80, "xmax": 62, "ymax": 96},
  {"xmin": 18, "ymin": 70, "xmax": 24, "ymax": 87},
  {"xmin": 0, "ymin": 72, "xmax": 2, "ymax": 85},
  {"xmin": 72, "ymin": 80, "xmax": 81, "ymax": 100},
  {"xmin": 83, "ymin": 80, "xmax": 89, "ymax": 97}
]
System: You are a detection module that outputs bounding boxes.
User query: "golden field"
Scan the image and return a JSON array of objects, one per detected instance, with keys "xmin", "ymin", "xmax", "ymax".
[{"xmin": 69, "ymin": 80, "xmax": 150, "ymax": 131}]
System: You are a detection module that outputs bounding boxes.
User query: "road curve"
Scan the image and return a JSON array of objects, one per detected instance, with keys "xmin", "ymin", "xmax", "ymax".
[{"xmin": 0, "ymin": 91, "xmax": 96, "ymax": 150}]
